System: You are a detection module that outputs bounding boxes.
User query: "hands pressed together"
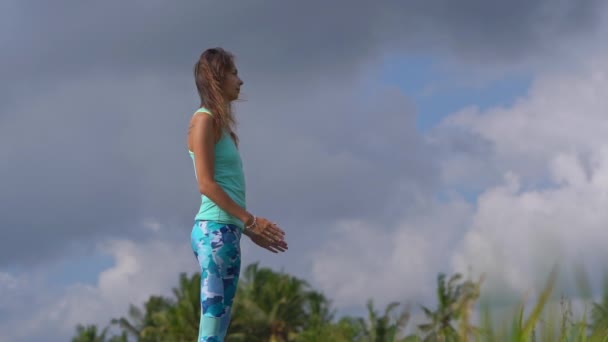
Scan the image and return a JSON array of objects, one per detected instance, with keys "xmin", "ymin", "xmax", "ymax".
[{"xmin": 244, "ymin": 216, "xmax": 288, "ymax": 254}]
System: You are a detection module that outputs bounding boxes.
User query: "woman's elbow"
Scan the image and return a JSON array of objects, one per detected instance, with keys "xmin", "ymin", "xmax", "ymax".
[{"xmin": 198, "ymin": 179, "xmax": 216, "ymax": 196}]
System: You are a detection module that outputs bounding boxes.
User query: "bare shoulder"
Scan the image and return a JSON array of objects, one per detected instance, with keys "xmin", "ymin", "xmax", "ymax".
[
  {"xmin": 189, "ymin": 111, "xmax": 215, "ymax": 133},
  {"xmin": 191, "ymin": 111, "xmax": 214, "ymax": 124},
  {"xmin": 189, "ymin": 111, "xmax": 218, "ymax": 148}
]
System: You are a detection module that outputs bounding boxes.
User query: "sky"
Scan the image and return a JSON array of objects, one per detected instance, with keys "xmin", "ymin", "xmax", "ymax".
[{"xmin": 2, "ymin": 1, "xmax": 608, "ymax": 341}]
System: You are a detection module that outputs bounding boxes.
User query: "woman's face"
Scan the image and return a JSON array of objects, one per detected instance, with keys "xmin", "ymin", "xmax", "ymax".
[{"xmin": 222, "ymin": 64, "xmax": 243, "ymax": 102}]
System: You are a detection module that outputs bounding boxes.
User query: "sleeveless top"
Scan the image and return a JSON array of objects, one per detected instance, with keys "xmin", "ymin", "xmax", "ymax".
[{"xmin": 189, "ymin": 107, "xmax": 246, "ymax": 229}]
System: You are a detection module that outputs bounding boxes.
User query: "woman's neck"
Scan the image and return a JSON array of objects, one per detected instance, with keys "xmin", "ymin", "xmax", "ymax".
[{"xmin": 221, "ymin": 102, "xmax": 231, "ymax": 116}]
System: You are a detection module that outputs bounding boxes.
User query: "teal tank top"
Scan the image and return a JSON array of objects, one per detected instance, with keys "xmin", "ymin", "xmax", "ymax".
[{"xmin": 189, "ymin": 107, "xmax": 247, "ymax": 229}]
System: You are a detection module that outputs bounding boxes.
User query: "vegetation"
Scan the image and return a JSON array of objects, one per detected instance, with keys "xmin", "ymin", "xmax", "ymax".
[{"xmin": 72, "ymin": 262, "xmax": 608, "ymax": 341}]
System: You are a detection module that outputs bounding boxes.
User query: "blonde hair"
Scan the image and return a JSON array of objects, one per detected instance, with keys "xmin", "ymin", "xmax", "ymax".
[{"xmin": 194, "ymin": 47, "xmax": 239, "ymax": 145}]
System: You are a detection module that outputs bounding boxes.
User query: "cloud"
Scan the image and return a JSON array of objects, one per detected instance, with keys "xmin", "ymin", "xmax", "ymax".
[
  {"xmin": 0, "ymin": 74, "xmax": 195, "ymax": 265},
  {"xmin": 437, "ymin": 54, "xmax": 608, "ymax": 192},
  {"xmin": 444, "ymin": 55, "xmax": 608, "ymax": 298},
  {"xmin": 312, "ymin": 52, "xmax": 608, "ymax": 312},
  {"xmin": 0, "ymin": 227, "xmax": 196, "ymax": 342},
  {"xmin": 240, "ymin": 83, "xmax": 436, "ymax": 220},
  {"xmin": 0, "ymin": 60, "xmax": 439, "ymax": 269},
  {"xmin": 2, "ymin": 0, "xmax": 605, "ymax": 92},
  {"xmin": 2, "ymin": 0, "xmax": 606, "ymax": 268},
  {"xmin": 311, "ymin": 198, "xmax": 473, "ymax": 310},
  {"xmin": 452, "ymin": 150, "xmax": 608, "ymax": 301}
]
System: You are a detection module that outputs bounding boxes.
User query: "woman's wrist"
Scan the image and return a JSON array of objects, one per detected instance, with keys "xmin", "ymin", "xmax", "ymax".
[
  {"xmin": 242, "ymin": 212, "xmax": 255, "ymax": 228},
  {"xmin": 245, "ymin": 216, "xmax": 257, "ymax": 232}
]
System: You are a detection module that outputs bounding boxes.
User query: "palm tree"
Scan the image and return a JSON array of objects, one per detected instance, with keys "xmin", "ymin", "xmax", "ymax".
[
  {"xmin": 453, "ymin": 274, "xmax": 483, "ymax": 341},
  {"xmin": 297, "ymin": 315, "xmax": 368, "ymax": 342},
  {"xmin": 228, "ymin": 262, "xmax": 313, "ymax": 341},
  {"xmin": 332, "ymin": 316, "xmax": 368, "ymax": 342},
  {"xmin": 360, "ymin": 299, "xmax": 411, "ymax": 342},
  {"xmin": 72, "ymin": 325, "xmax": 110, "ymax": 342},
  {"xmin": 295, "ymin": 291, "xmax": 337, "ymax": 341},
  {"xmin": 147, "ymin": 272, "xmax": 202, "ymax": 341},
  {"xmin": 111, "ymin": 295, "xmax": 172, "ymax": 341},
  {"xmin": 417, "ymin": 273, "xmax": 463, "ymax": 342},
  {"xmin": 71, "ymin": 324, "xmax": 127, "ymax": 342}
]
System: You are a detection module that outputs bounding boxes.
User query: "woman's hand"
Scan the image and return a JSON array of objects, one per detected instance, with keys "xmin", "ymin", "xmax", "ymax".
[
  {"xmin": 246, "ymin": 216, "xmax": 286, "ymax": 243},
  {"xmin": 244, "ymin": 216, "xmax": 288, "ymax": 253},
  {"xmin": 248, "ymin": 231, "xmax": 288, "ymax": 253}
]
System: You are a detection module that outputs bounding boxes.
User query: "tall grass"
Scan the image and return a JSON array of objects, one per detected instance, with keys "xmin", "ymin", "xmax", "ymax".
[{"xmin": 445, "ymin": 266, "xmax": 608, "ymax": 342}]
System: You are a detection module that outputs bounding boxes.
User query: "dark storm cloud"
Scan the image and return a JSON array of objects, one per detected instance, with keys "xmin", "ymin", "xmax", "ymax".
[
  {"xmin": 1, "ymin": 0, "xmax": 605, "ymax": 266},
  {"xmin": 2, "ymin": 0, "xmax": 604, "ymax": 87}
]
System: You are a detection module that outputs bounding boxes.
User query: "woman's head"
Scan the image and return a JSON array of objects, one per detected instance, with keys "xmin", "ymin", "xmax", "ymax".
[{"xmin": 194, "ymin": 48, "xmax": 243, "ymax": 138}]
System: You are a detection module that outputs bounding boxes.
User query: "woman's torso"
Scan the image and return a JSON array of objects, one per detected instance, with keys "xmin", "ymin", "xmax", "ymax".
[{"xmin": 188, "ymin": 107, "xmax": 246, "ymax": 228}]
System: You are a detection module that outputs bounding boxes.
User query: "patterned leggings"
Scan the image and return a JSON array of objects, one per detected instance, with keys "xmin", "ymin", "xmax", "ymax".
[{"xmin": 191, "ymin": 220, "xmax": 242, "ymax": 342}]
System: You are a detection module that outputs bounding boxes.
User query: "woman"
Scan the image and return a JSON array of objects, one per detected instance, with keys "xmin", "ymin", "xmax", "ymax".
[{"xmin": 188, "ymin": 47, "xmax": 288, "ymax": 341}]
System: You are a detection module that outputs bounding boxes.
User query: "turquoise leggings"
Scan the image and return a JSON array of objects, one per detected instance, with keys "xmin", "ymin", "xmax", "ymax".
[{"xmin": 191, "ymin": 220, "xmax": 242, "ymax": 342}]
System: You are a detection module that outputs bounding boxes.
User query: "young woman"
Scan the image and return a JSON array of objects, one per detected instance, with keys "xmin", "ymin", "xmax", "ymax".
[{"xmin": 188, "ymin": 47, "xmax": 288, "ymax": 341}]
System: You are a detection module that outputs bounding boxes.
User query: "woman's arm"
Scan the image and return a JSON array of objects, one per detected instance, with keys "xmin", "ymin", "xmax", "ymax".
[
  {"xmin": 191, "ymin": 113, "xmax": 286, "ymax": 248},
  {"xmin": 190, "ymin": 113, "xmax": 254, "ymax": 226}
]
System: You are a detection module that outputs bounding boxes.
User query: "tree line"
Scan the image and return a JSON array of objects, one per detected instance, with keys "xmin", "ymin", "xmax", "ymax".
[{"xmin": 72, "ymin": 262, "xmax": 608, "ymax": 341}]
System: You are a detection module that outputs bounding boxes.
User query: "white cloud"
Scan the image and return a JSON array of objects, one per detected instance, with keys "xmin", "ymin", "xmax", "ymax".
[
  {"xmin": 312, "ymin": 54, "xmax": 608, "ymax": 315},
  {"xmin": 446, "ymin": 56, "xmax": 608, "ymax": 297},
  {"xmin": 452, "ymin": 147, "xmax": 608, "ymax": 302},
  {"xmin": 447, "ymin": 158, "xmax": 608, "ymax": 328},
  {"xmin": 438, "ymin": 56, "xmax": 608, "ymax": 186},
  {"xmin": 311, "ymin": 198, "xmax": 473, "ymax": 310},
  {"xmin": 0, "ymin": 222, "xmax": 196, "ymax": 342}
]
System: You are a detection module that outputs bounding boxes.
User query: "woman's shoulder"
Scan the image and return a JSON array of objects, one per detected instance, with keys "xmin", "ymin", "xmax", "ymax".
[{"xmin": 194, "ymin": 107, "xmax": 213, "ymax": 116}]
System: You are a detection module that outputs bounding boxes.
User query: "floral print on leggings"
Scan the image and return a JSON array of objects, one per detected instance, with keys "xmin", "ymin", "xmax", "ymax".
[{"xmin": 191, "ymin": 220, "xmax": 242, "ymax": 342}]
